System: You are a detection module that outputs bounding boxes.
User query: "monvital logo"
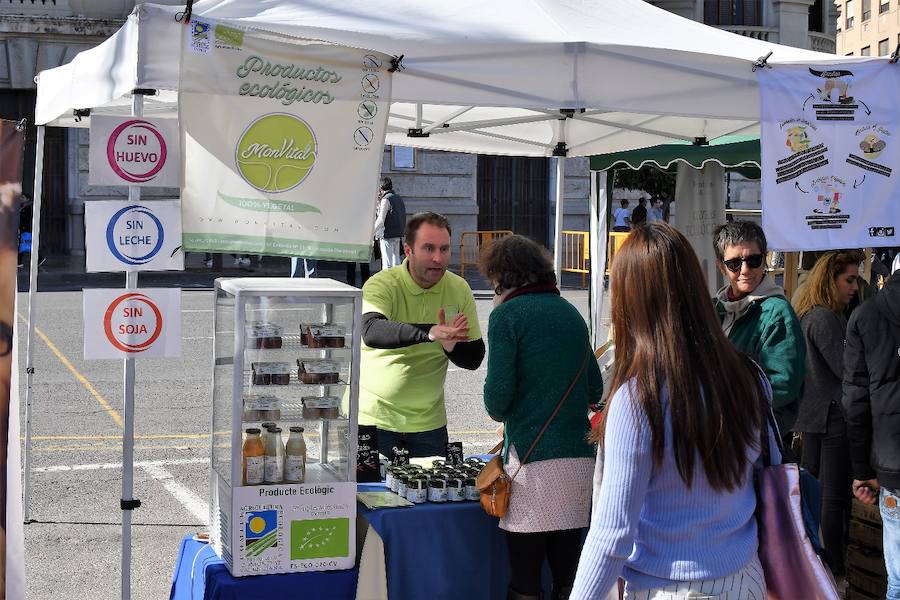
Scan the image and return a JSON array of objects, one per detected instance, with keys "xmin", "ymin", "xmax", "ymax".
[
  {"xmin": 290, "ymin": 518, "xmax": 349, "ymax": 560},
  {"xmin": 235, "ymin": 113, "xmax": 318, "ymax": 193}
]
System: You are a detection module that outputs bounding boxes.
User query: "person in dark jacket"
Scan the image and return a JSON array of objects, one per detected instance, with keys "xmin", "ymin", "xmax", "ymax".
[
  {"xmin": 792, "ymin": 250, "xmax": 861, "ymax": 578},
  {"xmin": 843, "ymin": 266, "xmax": 900, "ymax": 600},
  {"xmin": 712, "ymin": 221, "xmax": 806, "ymax": 434},
  {"xmin": 630, "ymin": 198, "xmax": 648, "ymax": 227},
  {"xmin": 374, "ymin": 177, "xmax": 406, "ymax": 268}
]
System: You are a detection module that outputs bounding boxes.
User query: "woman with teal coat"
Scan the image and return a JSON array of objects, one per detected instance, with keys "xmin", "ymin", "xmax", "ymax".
[{"xmin": 479, "ymin": 235, "xmax": 603, "ymax": 600}]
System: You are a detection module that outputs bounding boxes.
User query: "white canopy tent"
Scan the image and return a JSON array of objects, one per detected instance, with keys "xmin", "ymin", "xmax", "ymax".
[{"xmin": 27, "ymin": 2, "xmax": 863, "ymax": 597}]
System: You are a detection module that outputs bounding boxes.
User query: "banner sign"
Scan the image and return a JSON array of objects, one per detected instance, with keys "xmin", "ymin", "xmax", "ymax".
[
  {"xmin": 0, "ymin": 119, "xmax": 24, "ymax": 599},
  {"xmin": 83, "ymin": 288, "xmax": 181, "ymax": 359},
  {"xmin": 179, "ymin": 20, "xmax": 392, "ymax": 260},
  {"xmin": 674, "ymin": 163, "xmax": 726, "ymax": 294},
  {"xmin": 89, "ymin": 116, "xmax": 180, "ymax": 187},
  {"xmin": 85, "ymin": 200, "xmax": 184, "ymax": 272},
  {"xmin": 760, "ymin": 61, "xmax": 900, "ymax": 250}
]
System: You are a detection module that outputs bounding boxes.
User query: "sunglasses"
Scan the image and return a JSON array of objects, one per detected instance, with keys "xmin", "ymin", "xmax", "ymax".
[{"xmin": 723, "ymin": 254, "xmax": 765, "ymax": 273}]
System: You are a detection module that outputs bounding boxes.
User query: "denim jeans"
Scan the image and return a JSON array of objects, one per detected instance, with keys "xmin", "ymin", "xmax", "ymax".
[
  {"xmin": 881, "ymin": 487, "xmax": 900, "ymax": 600},
  {"xmin": 376, "ymin": 425, "xmax": 448, "ymax": 459}
]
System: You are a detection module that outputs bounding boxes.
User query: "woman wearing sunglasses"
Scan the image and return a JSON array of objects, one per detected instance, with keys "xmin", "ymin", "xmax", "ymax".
[
  {"xmin": 712, "ymin": 221, "xmax": 805, "ymax": 436},
  {"xmin": 571, "ymin": 223, "xmax": 777, "ymax": 599},
  {"xmin": 792, "ymin": 251, "xmax": 861, "ymax": 583}
]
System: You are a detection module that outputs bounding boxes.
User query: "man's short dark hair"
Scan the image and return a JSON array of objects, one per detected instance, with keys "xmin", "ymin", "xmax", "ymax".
[
  {"xmin": 380, "ymin": 176, "xmax": 393, "ymax": 192},
  {"xmin": 619, "ymin": 199, "xmax": 628, "ymax": 207},
  {"xmin": 405, "ymin": 212, "xmax": 451, "ymax": 246},
  {"xmin": 713, "ymin": 221, "xmax": 768, "ymax": 261}
]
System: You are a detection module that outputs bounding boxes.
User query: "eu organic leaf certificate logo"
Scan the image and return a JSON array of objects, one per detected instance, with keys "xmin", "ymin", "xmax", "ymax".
[
  {"xmin": 235, "ymin": 113, "xmax": 318, "ymax": 193},
  {"xmin": 290, "ymin": 517, "xmax": 349, "ymax": 560}
]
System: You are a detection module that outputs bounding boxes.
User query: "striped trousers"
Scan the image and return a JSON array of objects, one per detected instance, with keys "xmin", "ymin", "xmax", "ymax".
[{"xmin": 624, "ymin": 556, "xmax": 766, "ymax": 600}]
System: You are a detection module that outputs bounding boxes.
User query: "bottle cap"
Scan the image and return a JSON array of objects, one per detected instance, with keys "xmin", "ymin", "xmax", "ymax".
[
  {"xmin": 289, "ymin": 426, "xmax": 305, "ymax": 433},
  {"xmin": 246, "ymin": 428, "xmax": 261, "ymax": 434}
]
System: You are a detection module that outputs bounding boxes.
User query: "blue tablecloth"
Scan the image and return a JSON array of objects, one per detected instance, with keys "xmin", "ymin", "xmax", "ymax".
[
  {"xmin": 169, "ymin": 535, "xmax": 359, "ymax": 600},
  {"xmin": 357, "ymin": 483, "xmax": 554, "ymax": 600}
]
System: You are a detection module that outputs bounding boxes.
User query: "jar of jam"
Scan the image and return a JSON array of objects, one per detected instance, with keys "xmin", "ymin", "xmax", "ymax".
[
  {"xmin": 389, "ymin": 470, "xmax": 403, "ymax": 493},
  {"xmin": 385, "ymin": 466, "xmax": 399, "ymax": 490},
  {"xmin": 447, "ymin": 478, "xmax": 466, "ymax": 502},
  {"xmin": 406, "ymin": 478, "xmax": 427, "ymax": 504},
  {"xmin": 464, "ymin": 477, "xmax": 480, "ymax": 501},
  {"xmin": 396, "ymin": 475, "xmax": 409, "ymax": 499},
  {"xmin": 427, "ymin": 478, "xmax": 448, "ymax": 503}
]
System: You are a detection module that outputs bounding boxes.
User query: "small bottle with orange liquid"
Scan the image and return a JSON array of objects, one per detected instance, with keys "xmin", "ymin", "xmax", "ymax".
[{"xmin": 242, "ymin": 428, "xmax": 265, "ymax": 485}]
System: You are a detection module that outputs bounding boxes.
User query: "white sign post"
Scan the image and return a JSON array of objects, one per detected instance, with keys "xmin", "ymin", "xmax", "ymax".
[
  {"xmin": 89, "ymin": 116, "xmax": 180, "ymax": 187},
  {"xmin": 179, "ymin": 20, "xmax": 392, "ymax": 260},
  {"xmin": 83, "ymin": 288, "xmax": 181, "ymax": 360},
  {"xmin": 85, "ymin": 200, "xmax": 184, "ymax": 272}
]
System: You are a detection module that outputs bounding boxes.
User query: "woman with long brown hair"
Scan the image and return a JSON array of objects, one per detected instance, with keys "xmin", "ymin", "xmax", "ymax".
[
  {"xmin": 792, "ymin": 251, "xmax": 861, "ymax": 581},
  {"xmin": 571, "ymin": 223, "xmax": 777, "ymax": 599}
]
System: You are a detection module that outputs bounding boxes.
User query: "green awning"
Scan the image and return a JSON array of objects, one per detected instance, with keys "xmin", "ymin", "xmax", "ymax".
[{"xmin": 590, "ymin": 135, "xmax": 760, "ymax": 174}]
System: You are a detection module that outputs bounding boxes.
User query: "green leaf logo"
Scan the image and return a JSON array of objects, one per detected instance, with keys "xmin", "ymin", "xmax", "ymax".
[
  {"xmin": 235, "ymin": 113, "xmax": 318, "ymax": 193},
  {"xmin": 290, "ymin": 518, "xmax": 349, "ymax": 560}
]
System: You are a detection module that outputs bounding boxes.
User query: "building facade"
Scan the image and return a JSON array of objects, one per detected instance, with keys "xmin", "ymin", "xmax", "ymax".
[
  {"xmin": 835, "ymin": 0, "xmax": 900, "ymax": 56},
  {"xmin": 0, "ymin": 0, "xmax": 834, "ymax": 260}
]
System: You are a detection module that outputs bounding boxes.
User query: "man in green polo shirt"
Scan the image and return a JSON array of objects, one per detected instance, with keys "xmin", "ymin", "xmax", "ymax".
[{"xmin": 360, "ymin": 212, "xmax": 485, "ymax": 458}]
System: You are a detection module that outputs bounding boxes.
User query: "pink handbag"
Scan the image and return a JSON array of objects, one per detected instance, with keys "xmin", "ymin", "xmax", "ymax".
[{"xmin": 755, "ymin": 406, "xmax": 839, "ymax": 600}]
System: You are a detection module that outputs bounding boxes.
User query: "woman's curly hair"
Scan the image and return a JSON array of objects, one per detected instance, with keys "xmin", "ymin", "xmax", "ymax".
[{"xmin": 477, "ymin": 234, "xmax": 556, "ymax": 291}]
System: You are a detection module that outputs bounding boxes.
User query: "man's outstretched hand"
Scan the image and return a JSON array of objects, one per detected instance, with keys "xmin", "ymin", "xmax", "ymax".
[{"xmin": 428, "ymin": 308, "xmax": 469, "ymax": 351}]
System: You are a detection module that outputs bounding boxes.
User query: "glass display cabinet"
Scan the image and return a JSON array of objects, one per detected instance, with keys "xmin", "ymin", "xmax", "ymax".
[{"xmin": 209, "ymin": 278, "xmax": 361, "ymax": 576}]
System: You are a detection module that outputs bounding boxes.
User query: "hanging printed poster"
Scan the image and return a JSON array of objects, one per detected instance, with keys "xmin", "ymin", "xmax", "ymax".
[
  {"xmin": 759, "ymin": 60, "xmax": 900, "ymax": 250},
  {"xmin": 179, "ymin": 19, "xmax": 392, "ymax": 260}
]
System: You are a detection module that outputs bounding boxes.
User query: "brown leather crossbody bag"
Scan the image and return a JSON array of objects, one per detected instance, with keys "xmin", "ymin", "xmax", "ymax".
[{"xmin": 475, "ymin": 351, "xmax": 590, "ymax": 517}]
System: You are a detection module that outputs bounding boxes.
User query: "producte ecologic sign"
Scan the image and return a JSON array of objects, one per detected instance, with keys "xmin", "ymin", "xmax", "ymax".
[{"xmin": 178, "ymin": 19, "xmax": 393, "ymax": 260}]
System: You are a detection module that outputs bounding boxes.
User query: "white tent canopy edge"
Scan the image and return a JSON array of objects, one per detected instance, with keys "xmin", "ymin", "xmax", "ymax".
[{"xmin": 36, "ymin": 1, "xmax": 866, "ymax": 157}]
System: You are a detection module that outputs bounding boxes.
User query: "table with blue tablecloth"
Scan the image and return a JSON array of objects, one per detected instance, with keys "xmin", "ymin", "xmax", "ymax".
[
  {"xmin": 169, "ymin": 535, "xmax": 359, "ymax": 600},
  {"xmin": 355, "ymin": 483, "xmax": 556, "ymax": 600},
  {"xmin": 171, "ymin": 483, "xmax": 561, "ymax": 600}
]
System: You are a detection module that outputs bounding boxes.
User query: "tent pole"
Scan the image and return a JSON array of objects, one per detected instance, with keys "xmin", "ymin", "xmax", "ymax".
[
  {"xmin": 22, "ymin": 124, "xmax": 45, "ymax": 523},
  {"xmin": 121, "ymin": 93, "xmax": 142, "ymax": 600},
  {"xmin": 552, "ymin": 118, "xmax": 567, "ymax": 284},
  {"xmin": 590, "ymin": 170, "xmax": 609, "ymax": 350},
  {"xmin": 553, "ymin": 155, "xmax": 565, "ymax": 283}
]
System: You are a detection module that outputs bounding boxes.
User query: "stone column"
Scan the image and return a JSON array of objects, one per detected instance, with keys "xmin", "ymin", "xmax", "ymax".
[{"xmin": 774, "ymin": 0, "xmax": 816, "ymax": 48}]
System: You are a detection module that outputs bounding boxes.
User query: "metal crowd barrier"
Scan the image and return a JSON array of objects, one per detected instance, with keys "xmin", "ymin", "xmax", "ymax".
[
  {"xmin": 458, "ymin": 230, "xmax": 513, "ymax": 278},
  {"xmin": 561, "ymin": 230, "xmax": 590, "ymax": 288}
]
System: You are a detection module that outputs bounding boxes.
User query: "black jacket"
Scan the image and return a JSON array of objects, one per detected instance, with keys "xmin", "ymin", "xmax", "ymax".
[
  {"xmin": 842, "ymin": 272, "xmax": 900, "ymax": 490},
  {"xmin": 382, "ymin": 191, "xmax": 406, "ymax": 240}
]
